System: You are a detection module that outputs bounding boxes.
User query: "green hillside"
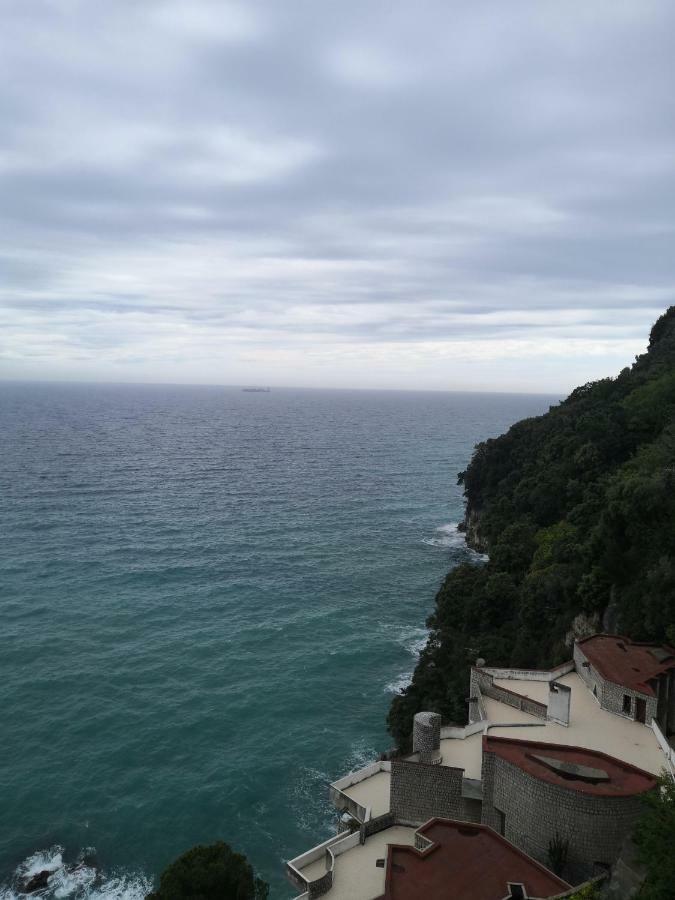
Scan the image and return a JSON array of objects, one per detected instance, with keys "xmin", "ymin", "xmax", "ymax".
[{"xmin": 388, "ymin": 308, "xmax": 675, "ymax": 750}]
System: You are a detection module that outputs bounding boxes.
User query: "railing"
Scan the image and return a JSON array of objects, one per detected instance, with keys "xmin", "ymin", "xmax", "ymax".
[
  {"xmin": 548, "ymin": 873, "xmax": 608, "ymax": 899},
  {"xmin": 478, "ymin": 661, "xmax": 575, "ymax": 681},
  {"xmin": 651, "ymin": 718, "xmax": 675, "ymax": 779},
  {"xmin": 286, "ymin": 830, "xmax": 362, "ymax": 899},
  {"xmin": 414, "ymin": 831, "xmax": 434, "ymax": 852}
]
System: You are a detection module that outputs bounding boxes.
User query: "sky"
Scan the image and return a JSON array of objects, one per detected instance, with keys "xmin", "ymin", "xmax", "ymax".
[{"xmin": 1, "ymin": 0, "xmax": 674, "ymax": 394}]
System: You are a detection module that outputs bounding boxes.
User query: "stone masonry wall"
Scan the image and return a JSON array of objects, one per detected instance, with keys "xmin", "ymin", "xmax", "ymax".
[
  {"xmin": 412, "ymin": 711, "xmax": 441, "ymax": 762},
  {"xmin": 482, "ymin": 752, "xmax": 653, "ymax": 884},
  {"xmin": 574, "ymin": 644, "xmax": 658, "ymax": 723},
  {"xmin": 390, "ymin": 759, "xmax": 463, "ymax": 825}
]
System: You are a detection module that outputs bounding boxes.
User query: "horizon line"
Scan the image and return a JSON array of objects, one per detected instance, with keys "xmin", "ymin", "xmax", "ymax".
[{"xmin": 0, "ymin": 375, "xmax": 566, "ymax": 399}]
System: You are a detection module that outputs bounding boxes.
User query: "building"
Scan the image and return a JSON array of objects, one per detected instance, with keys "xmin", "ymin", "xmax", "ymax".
[
  {"xmin": 287, "ymin": 635, "xmax": 675, "ymax": 898},
  {"xmin": 481, "ymin": 736, "xmax": 656, "ymax": 883},
  {"xmin": 375, "ymin": 818, "xmax": 571, "ymax": 900},
  {"xmin": 287, "ymin": 818, "xmax": 572, "ymax": 900},
  {"xmin": 574, "ymin": 634, "xmax": 675, "ymax": 734}
]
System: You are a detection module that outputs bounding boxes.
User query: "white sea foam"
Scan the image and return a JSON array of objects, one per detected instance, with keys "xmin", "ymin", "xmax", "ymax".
[
  {"xmin": 15, "ymin": 846, "xmax": 64, "ymax": 882},
  {"xmin": 420, "ymin": 521, "xmax": 466, "ymax": 549},
  {"xmin": 421, "ymin": 521, "xmax": 489, "ymax": 561},
  {"xmin": 384, "ymin": 670, "xmax": 415, "ymax": 694},
  {"xmin": 1, "ymin": 849, "xmax": 151, "ymax": 900},
  {"xmin": 384, "ymin": 625, "xmax": 429, "ymax": 695},
  {"xmin": 344, "ymin": 740, "xmax": 378, "ymax": 774}
]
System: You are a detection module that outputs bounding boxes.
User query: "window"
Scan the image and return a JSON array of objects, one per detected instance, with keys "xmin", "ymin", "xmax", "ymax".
[
  {"xmin": 496, "ymin": 808, "xmax": 506, "ymax": 836},
  {"xmin": 622, "ymin": 694, "xmax": 631, "ymax": 715}
]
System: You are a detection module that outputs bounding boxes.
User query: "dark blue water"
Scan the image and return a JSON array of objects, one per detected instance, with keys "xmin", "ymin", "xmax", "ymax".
[{"xmin": 0, "ymin": 383, "xmax": 555, "ymax": 897}]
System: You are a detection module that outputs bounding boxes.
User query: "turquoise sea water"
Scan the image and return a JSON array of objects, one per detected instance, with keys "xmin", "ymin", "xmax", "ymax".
[{"xmin": 0, "ymin": 383, "xmax": 556, "ymax": 898}]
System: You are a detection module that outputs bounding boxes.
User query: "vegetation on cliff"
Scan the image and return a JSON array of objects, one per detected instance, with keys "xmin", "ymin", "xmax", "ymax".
[
  {"xmin": 634, "ymin": 775, "xmax": 675, "ymax": 899},
  {"xmin": 388, "ymin": 307, "xmax": 675, "ymax": 750}
]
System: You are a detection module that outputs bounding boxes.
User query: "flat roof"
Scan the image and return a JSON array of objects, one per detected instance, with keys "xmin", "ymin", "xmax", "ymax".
[
  {"xmin": 375, "ymin": 819, "xmax": 570, "ymax": 900},
  {"xmin": 301, "ymin": 826, "xmax": 416, "ymax": 900},
  {"xmin": 484, "ymin": 735, "xmax": 656, "ymax": 797},
  {"xmin": 578, "ymin": 634, "xmax": 675, "ymax": 696}
]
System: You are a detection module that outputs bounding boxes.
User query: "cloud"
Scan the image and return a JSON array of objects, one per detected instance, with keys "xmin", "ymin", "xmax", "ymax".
[{"xmin": 1, "ymin": 0, "xmax": 674, "ymax": 391}]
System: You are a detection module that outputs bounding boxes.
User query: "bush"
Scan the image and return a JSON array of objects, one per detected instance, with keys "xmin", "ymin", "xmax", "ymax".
[
  {"xmin": 147, "ymin": 842, "xmax": 269, "ymax": 900},
  {"xmin": 633, "ymin": 776, "xmax": 675, "ymax": 899}
]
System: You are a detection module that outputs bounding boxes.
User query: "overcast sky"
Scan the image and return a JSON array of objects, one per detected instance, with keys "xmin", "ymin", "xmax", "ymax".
[{"xmin": 1, "ymin": 1, "xmax": 674, "ymax": 393}]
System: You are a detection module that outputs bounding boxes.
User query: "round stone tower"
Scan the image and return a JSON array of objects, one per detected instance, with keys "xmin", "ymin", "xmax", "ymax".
[{"xmin": 412, "ymin": 711, "xmax": 441, "ymax": 763}]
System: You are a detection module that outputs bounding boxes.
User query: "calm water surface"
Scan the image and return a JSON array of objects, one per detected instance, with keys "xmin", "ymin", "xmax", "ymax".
[{"xmin": 0, "ymin": 383, "xmax": 556, "ymax": 898}]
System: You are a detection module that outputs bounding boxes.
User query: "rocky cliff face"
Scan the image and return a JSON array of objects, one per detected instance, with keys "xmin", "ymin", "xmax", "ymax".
[{"xmin": 460, "ymin": 502, "xmax": 487, "ymax": 553}]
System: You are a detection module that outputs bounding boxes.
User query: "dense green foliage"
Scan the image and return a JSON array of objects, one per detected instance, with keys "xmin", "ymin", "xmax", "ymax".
[
  {"xmin": 634, "ymin": 777, "xmax": 675, "ymax": 899},
  {"xmin": 388, "ymin": 308, "xmax": 675, "ymax": 750},
  {"xmin": 147, "ymin": 842, "xmax": 269, "ymax": 900}
]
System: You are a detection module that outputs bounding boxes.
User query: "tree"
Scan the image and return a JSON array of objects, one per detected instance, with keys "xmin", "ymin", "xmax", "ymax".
[
  {"xmin": 147, "ymin": 842, "xmax": 269, "ymax": 900},
  {"xmin": 633, "ymin": 776, "xmax": 675, "ymax": 899}
]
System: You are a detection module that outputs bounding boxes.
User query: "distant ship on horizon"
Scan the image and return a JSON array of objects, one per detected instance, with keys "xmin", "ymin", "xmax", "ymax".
[{"xmin": 242, "ymin": 386, "xmax": 271, "ymax": 392}]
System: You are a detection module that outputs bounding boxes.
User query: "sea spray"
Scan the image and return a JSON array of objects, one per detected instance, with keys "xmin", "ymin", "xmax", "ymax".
[{"xmin": 0, "ymin": 848, "xmax": 151, "ymax": 900}]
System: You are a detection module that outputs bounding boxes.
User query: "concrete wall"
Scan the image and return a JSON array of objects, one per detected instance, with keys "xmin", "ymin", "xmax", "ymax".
[
  {"xmin": 548, "ymin": 681, "xmax": 571, "ymax": 726},
  {"xmin": 481, "ymin": 751, "xmax": 653, "ymax": 884},
  {"xmin": 574, "ymin": 643, "xmax": 658, "ymax": 724},
  {"xmin": 329, "ymin": 760, "xmax": 391, "ymax": 823},
  {"xmin": 479, "ymin": 662, "xmax": 575, "ymax": 682},
  {"xmin": 469, "ymin": 669, "xmax": 488, "ymax": 724}
]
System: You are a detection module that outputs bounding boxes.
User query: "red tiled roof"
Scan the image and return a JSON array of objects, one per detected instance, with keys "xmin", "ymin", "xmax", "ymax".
[
  {"xmin": 484, "ymin": 735, "xmax": 657, "ymax": 797},
  {"xmin": 578, "ymin": 634, "xmax": 675, "ymax": 696},
  {"xmin": 375, "ymin": 819, "xmax": 569, "ymax": 900}
]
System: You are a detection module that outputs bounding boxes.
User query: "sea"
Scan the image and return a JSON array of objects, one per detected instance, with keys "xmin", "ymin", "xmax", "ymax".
[{"xmin": 0, "ymin": 382, "xmax": 557, "ymax": 898}]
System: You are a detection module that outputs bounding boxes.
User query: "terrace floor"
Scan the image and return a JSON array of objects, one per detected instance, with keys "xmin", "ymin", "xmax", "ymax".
[
  {"xmin": 439, "ymin": 730, "xmax": 483, "ymax": 779},
  {"xmin": 489, "ymin": 672, "xmax": 666, "ymax": 775},
  {"xmin": 300, "ymin": 826, "xmax": 416, "ymax": 900},
  {"xmin": 342, "ymin": 770, "xmax": 391, "ymax": 819}
]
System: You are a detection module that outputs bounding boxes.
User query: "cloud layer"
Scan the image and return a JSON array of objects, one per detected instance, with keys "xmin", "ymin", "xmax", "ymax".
[{"xmin": 2, "ymin": 0, "xmax": 674, "ymax": 391}]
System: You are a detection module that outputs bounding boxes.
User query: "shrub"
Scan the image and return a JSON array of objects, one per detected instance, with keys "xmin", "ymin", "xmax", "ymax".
[{"xmin": 147, "ymin": 841, "xmax": 269, "ymax": 900}]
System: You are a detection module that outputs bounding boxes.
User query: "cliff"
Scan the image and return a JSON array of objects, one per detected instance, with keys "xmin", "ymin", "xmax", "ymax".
[{"xmin": 387, "ymin": 307, "xmax": 675, "ymax": 751}]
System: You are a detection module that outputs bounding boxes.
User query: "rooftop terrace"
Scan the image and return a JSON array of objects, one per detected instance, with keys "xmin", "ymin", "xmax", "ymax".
[
  {"xmin": 488, "ymin": 672, "xmax": 667, "ymax": 775},
  {"xmin": 341, "ymin": 770, "xmax": 391, "ymax": 819},
  {"xmin": 298, "ymin": 826, "xmax": 416, "ymax": 900}
]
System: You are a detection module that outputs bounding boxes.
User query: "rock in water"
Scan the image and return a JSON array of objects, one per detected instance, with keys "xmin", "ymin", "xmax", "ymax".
[{"xmin": 22, "ymin": 869, "xmax": 51, "ymax": 893}]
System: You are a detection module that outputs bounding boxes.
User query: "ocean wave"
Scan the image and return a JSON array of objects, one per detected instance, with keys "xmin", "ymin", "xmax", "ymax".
[
  {"xmin": 343, "ymin": 740, "xmax": 379, "ymax": 774},
  {"xmin": 384, "ymin": 626, "xmax": 429, "ymax": 695},
  {"xmin": 0, "ymin": 848, "xmax": 151, "ymax": 900},
  {"xmin": 421, "ymin": 522, "xmax": 489, "ymax": 561}
]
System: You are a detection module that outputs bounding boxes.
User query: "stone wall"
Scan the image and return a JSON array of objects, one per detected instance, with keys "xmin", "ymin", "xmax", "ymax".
[
  {"xmin": 390, "ymin": 759, "xmax": 464, "ymax": 825},
  {"xmin": 412, "ymin": 711, "xmax": 441, "ymax": 762},
  {"xmin": 574, "ymin": 644, "xmax": 658, "ymax": 724},
  {"xmin": 360, "ymin": 812, "xmax": 394, "ymax": 842},
  {"xmin": 472, "ymin": 668, "xmax": 548, "ymax": 719},
  {"xmin": 481, "ymin": 751, "xmax": 653, "ymax": 884}
]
